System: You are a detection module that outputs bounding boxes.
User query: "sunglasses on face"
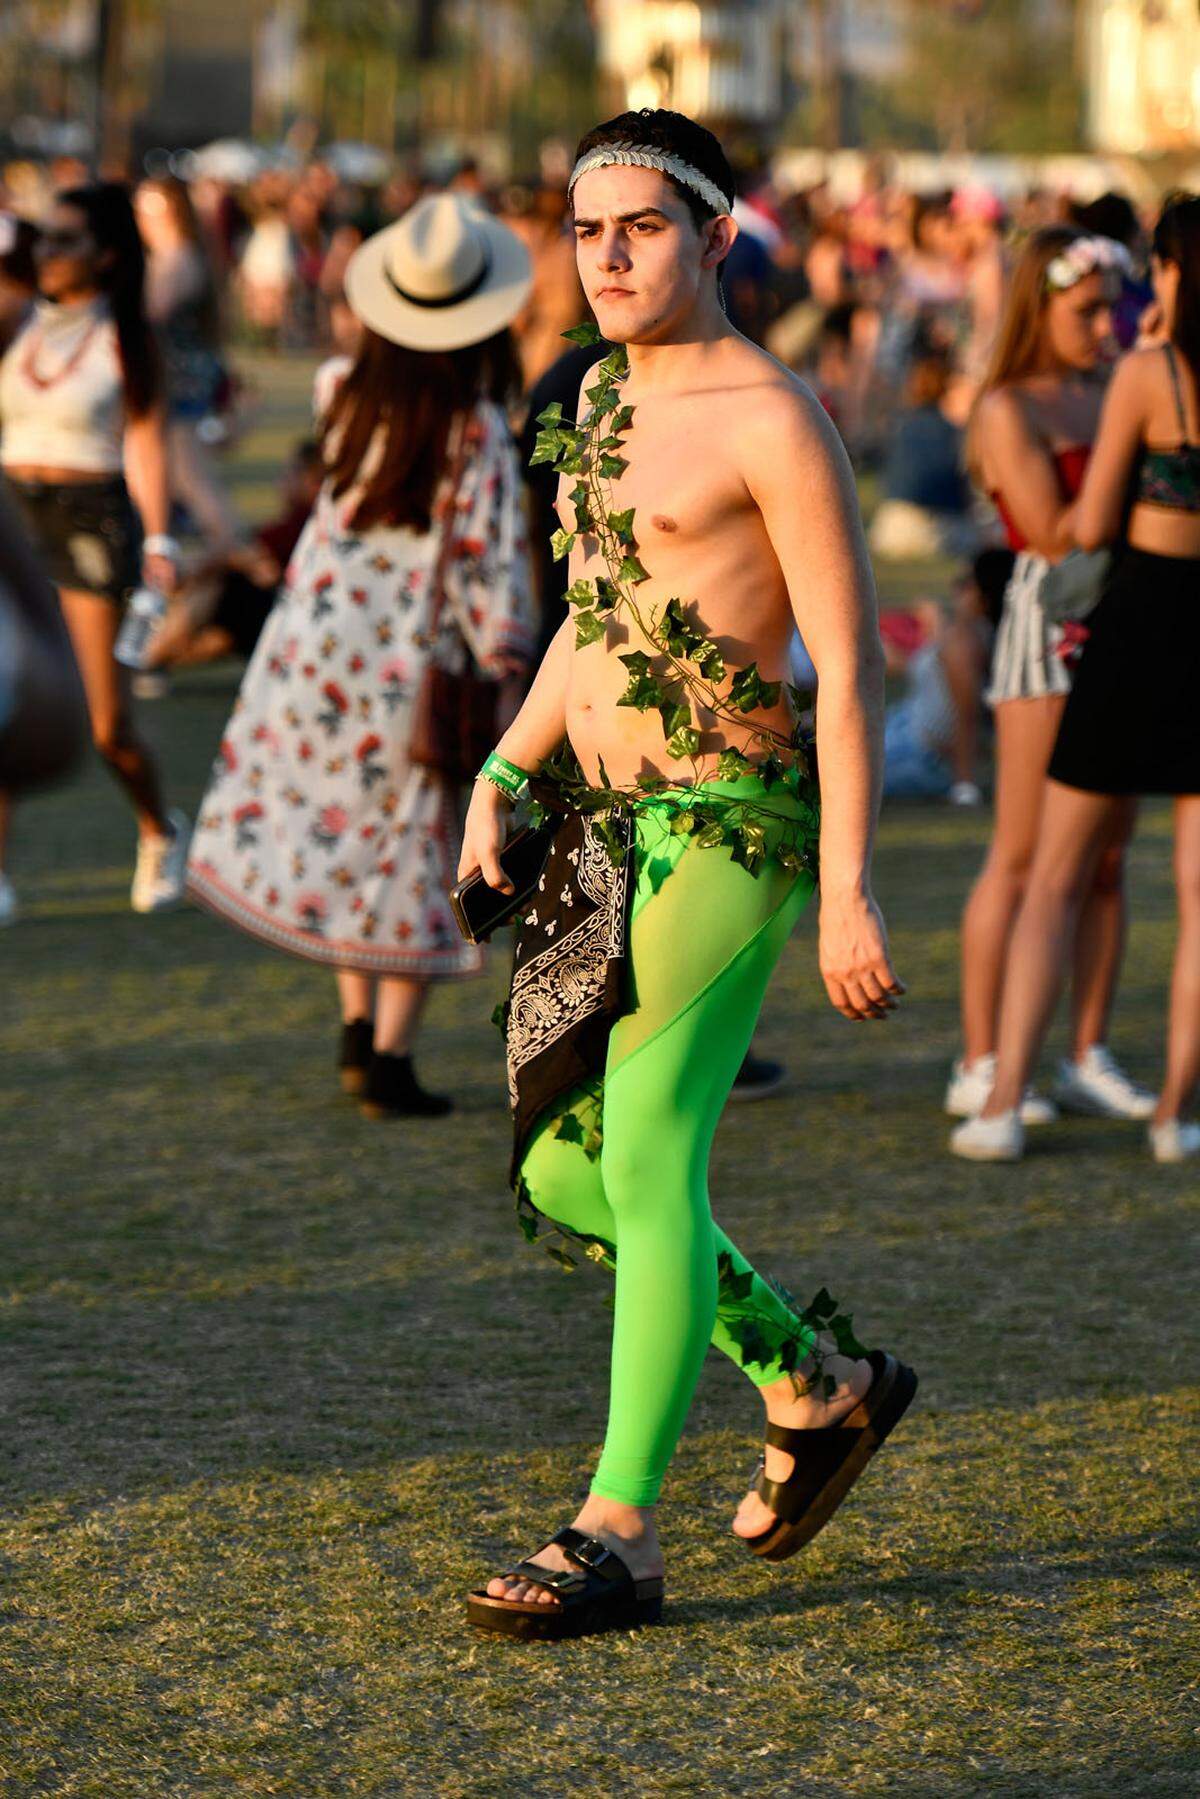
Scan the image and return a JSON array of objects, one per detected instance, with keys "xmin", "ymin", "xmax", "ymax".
[{"xmin": 38, "ymin": 229, "xmax": 91, "ymax": 252}]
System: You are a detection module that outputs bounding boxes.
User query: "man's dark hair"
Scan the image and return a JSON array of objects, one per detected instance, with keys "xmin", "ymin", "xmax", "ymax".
[
  {"xmin": 1073, "ymin": 191, "xmax": 1140, "ymax": 251},
  {"xmin": 572, "ymin": 108, "xmax": 734, "ymax": 230}
]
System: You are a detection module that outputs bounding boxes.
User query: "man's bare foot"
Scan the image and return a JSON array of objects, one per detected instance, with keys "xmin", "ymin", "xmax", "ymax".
[
  {"xmin": 731, "ymin": 1352, "xmax": 875, "ymax": 1541},
  {"xmin": 485, "ymin": 1497, "xmax": 664, "ymax": 1606}
]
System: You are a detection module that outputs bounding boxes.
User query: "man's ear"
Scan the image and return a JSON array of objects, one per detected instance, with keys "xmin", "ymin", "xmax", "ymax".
[{"xmin": 701, "ymin": 213, "xmax": 739, "ymax": 272}]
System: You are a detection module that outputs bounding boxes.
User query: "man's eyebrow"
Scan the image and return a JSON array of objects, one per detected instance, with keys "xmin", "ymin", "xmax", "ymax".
[{"xmin": 572, "ymin": 207, "xmax": 672, "ymax": 228}]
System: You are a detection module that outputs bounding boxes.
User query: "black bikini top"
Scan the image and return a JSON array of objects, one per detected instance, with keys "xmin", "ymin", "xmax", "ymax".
[{"xmin": 1136, "ymin": 343, "xmax": 1200, "ymax": 513}]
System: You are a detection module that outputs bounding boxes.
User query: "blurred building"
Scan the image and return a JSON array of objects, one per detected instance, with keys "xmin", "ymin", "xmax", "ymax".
[
  {"xmin": 1084, "ymin": 0, "xmax": 1200, "ymax": 152},
  {"xmin": 594, "ymin": 0, "xmax": 788, "ymax": 125}
]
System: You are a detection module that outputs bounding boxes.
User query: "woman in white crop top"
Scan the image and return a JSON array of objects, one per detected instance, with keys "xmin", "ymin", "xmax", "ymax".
[{"xmin": 0, "ymin": 183, "xmax": 189, "ymax": 913}]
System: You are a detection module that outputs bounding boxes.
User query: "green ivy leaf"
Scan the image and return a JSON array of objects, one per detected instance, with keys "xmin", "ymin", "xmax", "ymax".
[
  {"xmin": 598, "ymin": 346, "xmax": 628, "ymax": 379},
  {"xmin": 592, "ymin": 387, "xmax": 620, "ymax": 419},
  {"xmin": 607, "ymin": 507, "xmax": 636, "ymax": 544},
  {"xmin": 490, "ymin": 1000, "xmax": 508, "ymax": 1035},
  {"xmin": 562, "ymin": 320, "xmax": 601, "ymax": 347},
  {"xmin": 564, "ymin": 577, "xmax": 595, "ymax": 609},
  {"xmin": 829, "ymin": 1313, "xmax": 868, "ymax": 1359},
  {"xmin": 614, "ymin": 404, "xmax": 635, "ymax": 431},
  {"xmin": 574, "ymin": 610, "xmax": 605, "ymax": 649},
  {"xmin": 618, "ymin": 553, "xmax": 649, "ymax": 584},
  {"xmin": 696, "ymin": 820, "xmax": 727, "ymax": 848},
  {"xmin": 729, "ymin": 663, "xmax": 781, "ymax": 714},
  {"xmin": 530, "ymin": 428, "xmax": 564, "ymax": 467},
  {"xmin": 570, "ymin": 482, "xmax": 592, "ymax": 531},
  {"xmin": 729, "ymin": 827, "xmax": 765, "ymax": 874},
  {"xmin": 598, "ymin": 453, "xmax": 627, "ymax": 479},
  {"xmin": 808, "ymin": 1286, "xmax": 838, "ymax": 1320},
  {"xmin": 594, "ymin": 577, "xmax": 620, "ymax": 612},
  {"xmin": 554, "ymin": 1111, "xmax": 585, "ymax": 1145},
  {"xmin": 658, "ymin": 696, "xmax": 691, "ymax": 740},
  {"xmin": 669, "ymin": 808, "xmax": 696, "ymax": 835},
  {"xmin": 545, "ymin": 1243, "xmax": 577, "ymax": 1270},
  {"xmin": 550, "ymin": 528, "xmax": 576, "ymax": 562},
  {"xmin": 717, "ymin": 747, "xmax": 752, "ymax": 781},
  {"xmin": 667, "ymin": 725, "xmax": 702, "ymax": 760}
]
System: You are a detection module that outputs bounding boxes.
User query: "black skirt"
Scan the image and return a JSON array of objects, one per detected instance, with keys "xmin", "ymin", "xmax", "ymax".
[{"xmin": 1049, "ymin": 546, "xmax": 1200, "ymax": 796}]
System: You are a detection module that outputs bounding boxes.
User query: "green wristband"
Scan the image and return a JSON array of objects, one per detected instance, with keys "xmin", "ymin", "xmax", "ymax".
[{"xmin": 477, "ymin": 752, "xmax": 530, "ymax": 801}]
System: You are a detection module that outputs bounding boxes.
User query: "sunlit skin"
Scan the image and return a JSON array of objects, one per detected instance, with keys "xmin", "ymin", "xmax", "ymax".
[
  {"xmin": 458, "ymin": 163, "xmax": 904, "ymax": 1606},
  {"xmin": 980, "ymin": 246, "xmax": 1200, "ymax": 1131}
]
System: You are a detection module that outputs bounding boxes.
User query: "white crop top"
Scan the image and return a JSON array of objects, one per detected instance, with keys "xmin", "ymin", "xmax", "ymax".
[{"xmin": 0, "ymin": 299, "xmax": 126, "ymax": 474}]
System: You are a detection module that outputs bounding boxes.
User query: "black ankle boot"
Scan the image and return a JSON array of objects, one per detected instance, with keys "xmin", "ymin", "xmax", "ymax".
[
  {"xmin": 338, "ymin": 1018, "xmax": 374, "ymax": 1095},
  {"xmin": 361, "ymin": 1051, "xmax": 454, "ymax": 1119}
]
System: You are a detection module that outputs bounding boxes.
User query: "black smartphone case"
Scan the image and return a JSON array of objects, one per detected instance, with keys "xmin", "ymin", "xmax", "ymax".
[{"xmin": 449, "ymin": 823, "xmax": 555, "ymax": 944}]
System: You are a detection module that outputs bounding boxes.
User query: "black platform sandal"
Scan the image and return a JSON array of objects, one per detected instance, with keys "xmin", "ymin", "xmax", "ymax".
[
  {"xmin": 467, "ymin": 1527, "xmax": 665, "ymax": 1641},
  {"xmin": 744, "ymin": 1349, "xmax": 918, "ymax": 1563}
]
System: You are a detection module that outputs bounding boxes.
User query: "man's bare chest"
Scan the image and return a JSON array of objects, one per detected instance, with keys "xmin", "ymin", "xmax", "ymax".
[{"xmin": 554, "ymin": 410, "xmax": 748, "ymax": 557}]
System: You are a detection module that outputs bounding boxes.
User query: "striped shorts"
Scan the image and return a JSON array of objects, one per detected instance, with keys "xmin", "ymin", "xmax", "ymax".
[{"xmin": 985, "ymin": 550, "xmax": 1071, "ymax": 706}]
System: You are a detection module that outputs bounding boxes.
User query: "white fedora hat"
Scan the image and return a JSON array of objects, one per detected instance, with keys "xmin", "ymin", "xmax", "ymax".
[{"xmin": 344, "ymin": 193, "xmax": 532, "ymax": 352}]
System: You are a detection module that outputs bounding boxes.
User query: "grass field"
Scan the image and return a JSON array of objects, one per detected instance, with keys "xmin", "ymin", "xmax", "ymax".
[{"xmin": 1, "ymin": 356, "xmax": 1197, "ymax": 1797}]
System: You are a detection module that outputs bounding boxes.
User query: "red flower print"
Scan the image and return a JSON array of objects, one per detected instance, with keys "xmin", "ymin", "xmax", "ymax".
[
  {"xmin": 302, "ymin": 662, "xmax": 317, "ymax": 678},
  {"xmin": 350, "ymin": 587, "xmax": 368, "ymax": 606},
  {"xmin": 265, "ymin": 887, "xmax": 279, "ymax": 908},
  {"xmin": 395, "ymin": 920, "xmax": 413, "ymax": 940},
  {"xmin": 322, "ymin": 681, "xmax": 349, "ymax": 712},
  {"xmin": 219, "ymin": 739, "xmax": 237, "ymax": 773},
  {"xmin": 298, "ymin": 739, "xmax": 314, "ymax": 762},
  {"xmin": 356, "ymin": 733, "xmax": 383, "ymax": 762},
  {"xmin": 348, "ymin": 652, "xmax": 365, "ymax": 674},
  {"xmin": 360, "ymin": 823, "xmax": 378, "ymax": 840},
  {"xmin": 458, "ymin": 536, "xmax": 485, "ymax": 558},
  {"xmin": 319, "ymin": 804, "xmax": 348, "ymax": 836},
  {"xmin": 350, "ymin": 896, "xmax": 364, "ymax": 913},
  {"xmin": 234, "ymin": 802, "xmax": 264, "ymax": 823},
  {"xmin": 376, "ymin": 858, "xmax": 396, "ymax": 877},
  {"xmin": 296, "ymin": 891, "xmax": 328, "ymax": 933},
  {"xmin": 314, "ymin": 574, "xmax": 333, "ymax": 592}
]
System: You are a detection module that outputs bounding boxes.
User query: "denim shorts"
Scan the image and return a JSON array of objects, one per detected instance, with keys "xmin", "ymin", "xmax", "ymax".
[{"xmin": 4, "ymin": 475, "xmax": 141, "ymax": 604}]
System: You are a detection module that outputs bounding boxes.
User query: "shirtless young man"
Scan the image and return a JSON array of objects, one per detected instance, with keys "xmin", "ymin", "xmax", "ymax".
[{"xmin": 459, "ymin": 109, "xmax": 915, "ymax": 1640}]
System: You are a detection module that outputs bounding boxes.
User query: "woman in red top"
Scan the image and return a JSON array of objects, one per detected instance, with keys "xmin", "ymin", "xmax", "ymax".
[{"xmin": 946, "ymin": 228, "xmax": 1154, "ymax": 1131}]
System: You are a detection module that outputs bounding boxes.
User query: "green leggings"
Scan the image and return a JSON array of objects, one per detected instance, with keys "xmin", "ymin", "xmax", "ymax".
[{"xmin": 517, "ymin": 779, "xmax": 818, "ymax": 1507}]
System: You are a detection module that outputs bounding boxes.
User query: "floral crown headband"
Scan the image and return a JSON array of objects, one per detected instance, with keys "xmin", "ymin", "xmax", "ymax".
[
  {"xmin": 1045, "ymin": 235, "xmax": 1133, "ymax": 293},
  {"xmin": 568, "ymin": 144, "xmax": 733, "ymax": 219}
]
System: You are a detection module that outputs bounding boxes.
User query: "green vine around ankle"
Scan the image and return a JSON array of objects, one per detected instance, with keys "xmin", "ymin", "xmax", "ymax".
[{"xmin": 530, "ymin": 321, "xmax": 820, "ymax": 881}]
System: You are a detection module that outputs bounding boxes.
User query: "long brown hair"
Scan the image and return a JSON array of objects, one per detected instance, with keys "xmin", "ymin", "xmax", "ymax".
[
  {"xmin": 1153, "ymin": 192, "xmax": 1200, "ymax": 395},
  {"xmin": 57, "ymin": 183, "xmax": 161, "ymax": 418},
  {"xmin": 965, "ymin": 225, "xmax": 1086, "ymax": 483},
  {"xmin": 321, "ymin": 326, "xmax": 519, "ymax": 532}
]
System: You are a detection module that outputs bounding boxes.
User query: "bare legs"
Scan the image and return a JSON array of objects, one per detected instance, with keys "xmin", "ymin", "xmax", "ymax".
[
  {"xmin": 166, "ymin": 420, "xmax": 241, "ymax": 556},
  {"xmin": 959, "ymin": 696, "xmax": 1129, "ymax": 1069},
  {"xmin": 1159, "ymin": 797, "xmax": 1200, "ymax": 1125},
  {"xmin": 983, "ymin": 783, "xmax": 1121, "ymax": 1116},
  {"xmin": 57, "ymin": 587, "xmax": 169, "ymax": 840},
  {"xmin": 985, "ymin": 785, "xmax": 1200, "ymax": 1125},
  {"xmin": 333, "ymin": 971, "xmax": 429, "ymax": 1054}
]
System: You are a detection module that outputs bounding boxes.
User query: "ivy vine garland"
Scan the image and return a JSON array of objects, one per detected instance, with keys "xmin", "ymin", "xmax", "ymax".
[
  {"xmin": 528, "ymin": 319, "xmax": 821, "ymax": 881},
  {"xmin": 510, "ymin": 323, "xmax": 863, "ymax": 1397}
]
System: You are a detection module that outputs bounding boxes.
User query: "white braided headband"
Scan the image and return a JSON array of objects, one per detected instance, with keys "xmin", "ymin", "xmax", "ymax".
[{"xmin": 569, "ymin": 145, "xmax": 732, "ymax": 218}]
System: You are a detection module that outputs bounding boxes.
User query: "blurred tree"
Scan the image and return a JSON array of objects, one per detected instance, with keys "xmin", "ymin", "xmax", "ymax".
[{"xmin": 885, "ymin": 0, "xmax": 1084, "ymax": 152}]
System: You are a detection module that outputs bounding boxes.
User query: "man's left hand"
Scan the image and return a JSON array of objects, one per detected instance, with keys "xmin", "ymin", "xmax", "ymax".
[{"xmin": 819, "ymin": 888, "xmax": 906, "ymax": 1021}]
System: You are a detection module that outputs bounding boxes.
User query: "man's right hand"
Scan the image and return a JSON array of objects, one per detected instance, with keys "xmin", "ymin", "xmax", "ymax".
[{"xmin": 457, "ymin": 780, "xmax": 514, "ymax": 894}]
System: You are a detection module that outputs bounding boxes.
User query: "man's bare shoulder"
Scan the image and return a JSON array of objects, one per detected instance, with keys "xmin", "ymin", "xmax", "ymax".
[{"xmin": 721, "ymin": 341, "xmax": 846, "ymax": 472}]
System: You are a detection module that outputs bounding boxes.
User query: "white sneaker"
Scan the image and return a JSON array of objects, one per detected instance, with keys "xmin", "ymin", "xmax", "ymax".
[
  {"xmin": 0, "ymin": 873, "xmax": 17, "ymax": 928},
  {"xmin": 943, "ymin": 1054, "xmax": 1057, "ymax": 1126},
  {"xmin": 131, "ymin": 808, "xmax": 190, "ymax": 913},
  {"xmin": 950, "ymin": 1110, "xmax": 1025, "ymax": 1162},
  {"xmin": 1148, "ymin": 1119, "xmax": 1200, "ymax": 1164},
  {"xmin": 1055, "ymin": 1046, "xmax": 1158, "ymax": 1121}
]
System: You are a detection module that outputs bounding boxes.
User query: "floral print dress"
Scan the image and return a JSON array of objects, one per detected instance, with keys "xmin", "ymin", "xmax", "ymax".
[{"xmin": 187, "ymin": 364, "xmax": 533, "ymax": 977}]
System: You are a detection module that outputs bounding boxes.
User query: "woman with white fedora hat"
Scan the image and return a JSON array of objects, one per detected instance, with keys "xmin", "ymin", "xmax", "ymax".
[{"xmin": 188, "ymin": 194, "xmax": 535, "ymax": 1116}]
